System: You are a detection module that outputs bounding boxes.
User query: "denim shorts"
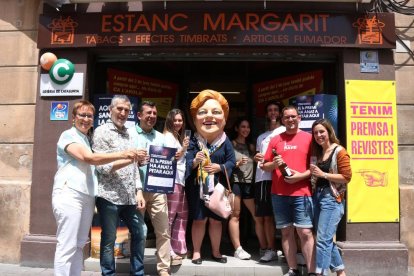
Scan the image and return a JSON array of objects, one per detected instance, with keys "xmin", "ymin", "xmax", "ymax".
[{"xmin": 271, "ymin": 194, "xmax": 314, "ymax": 229}]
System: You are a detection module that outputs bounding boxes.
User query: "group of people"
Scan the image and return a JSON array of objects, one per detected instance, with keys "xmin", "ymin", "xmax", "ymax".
[
  {"xmin": 259, "ymin": 102, "xmax": 351, "ymax": 276},
  {"xmin": 51, "ymin": 89, "xmax": 352, "ymax": 276}
]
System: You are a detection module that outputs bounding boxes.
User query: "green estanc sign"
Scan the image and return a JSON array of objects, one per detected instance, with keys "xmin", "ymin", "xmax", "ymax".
[{"xmin": 49, "ymin": 59, "xmax": 75, "ymax": 85}]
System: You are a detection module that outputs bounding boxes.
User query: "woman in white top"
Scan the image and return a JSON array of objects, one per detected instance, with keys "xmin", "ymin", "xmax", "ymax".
[
  {"xmin": 52, "ymin": 100, "xmax": 138, "ymax": 276},
  {"xmin": 163, "ymin": 109, "xmax": 190, "ymax": 266}
]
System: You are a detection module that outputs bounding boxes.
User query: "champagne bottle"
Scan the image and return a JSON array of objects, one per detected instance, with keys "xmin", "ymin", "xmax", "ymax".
[{"xmin": 272, "ymin": 149, "xmax": 293, "ymax": 177}]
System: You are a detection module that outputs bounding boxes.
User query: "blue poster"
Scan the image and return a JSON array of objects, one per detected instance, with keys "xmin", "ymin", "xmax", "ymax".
[
  {"xmin": 144, "ymin": 145, "xmax": 177, "ymax": 194},
  {"xmin": 289, "ymin": 94, "xmax": 338, "ymax": 134},
  {"xmin": 93, "ymin": 94, "xmax": 139, "ymax": 129},
  {"xmin": 50, "ymin": 101, "xmax": 69, "ymax": 121}
]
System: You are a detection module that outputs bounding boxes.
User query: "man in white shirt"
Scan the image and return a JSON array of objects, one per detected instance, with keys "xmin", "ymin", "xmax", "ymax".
[{"xmin": 254, "ymin": 101, "xmax": 285, "ymax": 263}]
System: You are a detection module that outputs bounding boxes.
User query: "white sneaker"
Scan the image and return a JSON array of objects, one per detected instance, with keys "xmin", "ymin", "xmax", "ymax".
[
  {"xmin": 234, "ymin": 247, "xmax": 251, "ymax": 260},
  {"xmin": 283, "ymin": 268, "xmax": 300, "ymax": 276},
  {"xmin": 259, "ymin": 249, "xmax": 277, "ymax": 263},
  {"xmin": 276, "ymin": 250, "xmax": 283, "ymax": 257},
  {"xmin": 259, "ymin": 248, "xmax": 267, "ymax": 257}
]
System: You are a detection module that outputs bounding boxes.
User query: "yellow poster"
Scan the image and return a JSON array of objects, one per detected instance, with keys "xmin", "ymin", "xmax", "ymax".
[{"xmin": 345, "ymin": 80, "xmax": 399, "ymax": 223}]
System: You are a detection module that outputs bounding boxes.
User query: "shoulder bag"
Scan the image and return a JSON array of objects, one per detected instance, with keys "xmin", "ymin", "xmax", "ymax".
[{"xmin": 204, "ymin": 166, "xmax": 234, "ymax": 219}]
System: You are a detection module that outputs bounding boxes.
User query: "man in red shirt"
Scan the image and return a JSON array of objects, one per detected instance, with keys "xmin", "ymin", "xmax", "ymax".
[{"xmin": 261, "ymin": 105, "xmax": 316, "ymax": 276}]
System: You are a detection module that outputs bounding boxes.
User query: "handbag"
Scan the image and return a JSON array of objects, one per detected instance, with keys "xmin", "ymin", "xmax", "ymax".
[{"xmin": 204, "ymin": 166, "xmax": 234, "ymax": 219}]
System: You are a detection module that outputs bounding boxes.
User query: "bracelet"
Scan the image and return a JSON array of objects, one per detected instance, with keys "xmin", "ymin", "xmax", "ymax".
[{"xmin": 324, "ymin": 173, "xmax": 328, "ymax": 179}]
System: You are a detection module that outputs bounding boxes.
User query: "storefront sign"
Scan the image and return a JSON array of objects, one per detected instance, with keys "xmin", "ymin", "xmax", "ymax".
[
  {"xmin": 345, "ymin": 80, "xmax": 399, "ymax": 223},
  {"xmin": 38, "ymin": 12, "xmax": 395, "ymax": 49},
  {"xmin": 40, "ymin": 72, "xmax": 84, "ymax": 96}
]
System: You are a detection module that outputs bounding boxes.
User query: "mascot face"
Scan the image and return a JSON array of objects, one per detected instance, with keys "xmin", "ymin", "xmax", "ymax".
[{"xmin": 195, "ymin": 99, "xmax": 226, "ymax": 142}]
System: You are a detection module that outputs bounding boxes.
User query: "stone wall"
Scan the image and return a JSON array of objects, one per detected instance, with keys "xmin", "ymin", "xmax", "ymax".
[
  {"xmin": 0, "ymin": 0, "xmax": 40, "ymax": 263},
  {"xmin": 395, "ymin": 10, "xmax": 414, "ymax": 268}
]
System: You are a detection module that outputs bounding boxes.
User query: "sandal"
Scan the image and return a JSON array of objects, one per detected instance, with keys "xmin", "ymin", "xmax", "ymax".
[{"xmin": 171, "ymin": 255, "xmax": 183, "ymax": 266}]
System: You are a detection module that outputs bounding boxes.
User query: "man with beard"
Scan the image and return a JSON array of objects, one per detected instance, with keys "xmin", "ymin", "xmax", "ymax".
[{"xmin": 261, "ymin": 105, "xmax": 316, "ymax": 276}]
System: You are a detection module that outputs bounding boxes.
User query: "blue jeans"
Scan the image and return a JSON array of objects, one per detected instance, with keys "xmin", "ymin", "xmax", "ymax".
[
  {"xmin": 96, "ymin": 197, "xmax": 147, "ymax": 276},
  {"xmin": 271, "ymin": 194, "xmax": 313, "ymax": 229},
  {"xmin": 313, "ymin": 186, "xmax": 345, "ymax": 275}
]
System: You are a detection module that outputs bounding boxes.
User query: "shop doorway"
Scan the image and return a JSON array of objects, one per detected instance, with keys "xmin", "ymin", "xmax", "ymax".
[{"xmin": 89, "ymin": 51, "xmax": 339, "ymax": 255}]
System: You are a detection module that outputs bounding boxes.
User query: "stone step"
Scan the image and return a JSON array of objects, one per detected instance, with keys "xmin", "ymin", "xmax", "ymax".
[{"xmin": 84, "ymin": 248, "xmax": 313, "ymax": 275}]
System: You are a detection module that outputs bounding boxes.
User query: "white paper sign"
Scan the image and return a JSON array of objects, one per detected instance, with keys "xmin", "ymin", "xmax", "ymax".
[{"xmin": 40, "ymin": 73, "xmax": 84, "ymax": 96}]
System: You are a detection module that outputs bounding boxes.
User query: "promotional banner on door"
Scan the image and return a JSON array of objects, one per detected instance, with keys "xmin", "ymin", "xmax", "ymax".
[
  {"xmin": 107, "ymin": 68, "xmax": 178, "ymax": 118},
  {"xmin": 253, "ymin": 70, "xmax": 323, "ymax": 118},
  {"xmin": 345, "ymin": 80, "xmax": 399, "ymax": 223}
]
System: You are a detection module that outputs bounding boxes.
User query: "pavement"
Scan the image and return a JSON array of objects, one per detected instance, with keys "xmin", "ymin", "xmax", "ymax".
[
  {"xmin": 82, "ymin": 248, "xmax": 295, "ymax": 276},
  {"xmin": 0, "ymin": 264, "xmax": 103, "ymax": 276},
  {"xmin": 0, "ymin": 259, "xmax": 292, "ymax": 276},
  {"xmin": 0, "ymin": 247, "xmax": 294, "ymax": 276},
  {"xmin": 1, "ymin": 262, "xmax": 414, "ymax": 276},
  {"xmin": 1, "ymin": 246, "xmax": 413, "ymax": 275}
]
